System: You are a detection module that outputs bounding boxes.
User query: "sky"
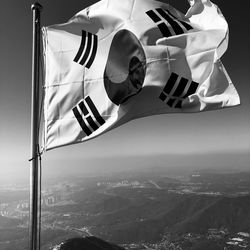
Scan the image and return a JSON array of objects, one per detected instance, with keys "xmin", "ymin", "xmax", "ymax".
[{"xmin": 0, "ymin": 0, "xmax": 249, "ymax": 183}]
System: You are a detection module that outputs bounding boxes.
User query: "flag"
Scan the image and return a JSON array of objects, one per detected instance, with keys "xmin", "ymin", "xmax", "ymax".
[{"xmin": 42, "ymin": 0, "xmax": 240, "ymax": 150}]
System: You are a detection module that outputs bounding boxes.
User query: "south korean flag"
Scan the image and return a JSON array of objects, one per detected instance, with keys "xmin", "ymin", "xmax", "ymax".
[{"xmin": 42, "ymin": 0, "xmax": 240, "ymax": 150}]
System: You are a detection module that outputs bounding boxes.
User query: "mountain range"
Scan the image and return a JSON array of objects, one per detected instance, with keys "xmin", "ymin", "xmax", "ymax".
[{"xmin": 88, "ymin": 194, "xmax": 250, "ymax": 243}]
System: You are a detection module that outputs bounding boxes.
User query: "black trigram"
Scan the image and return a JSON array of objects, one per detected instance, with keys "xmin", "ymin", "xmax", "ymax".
[
  {"xmin": 159, "ymin": 73, "xmax": 199, "ymax": 109},
  {"xmin": 146, "ymin": 8, "xmax": 193, "ymax": 38},
  {"xmin": 72, "ymin": 96, "xmax": 105, "ymax": 136},
  {"xmin": 73, "ymin": 30, "xmax": 98, "ymax": 68}
]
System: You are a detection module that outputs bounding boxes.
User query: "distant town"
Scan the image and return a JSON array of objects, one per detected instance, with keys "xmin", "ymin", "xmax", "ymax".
[{"xmin": 1, "ymin": 168, "xmax": 250, "ymax": 250}]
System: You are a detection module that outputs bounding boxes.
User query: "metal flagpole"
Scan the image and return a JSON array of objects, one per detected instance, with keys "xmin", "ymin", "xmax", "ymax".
[{"xmin": 30, "ymin": 3, "xmax": 42, "ymax": 250}]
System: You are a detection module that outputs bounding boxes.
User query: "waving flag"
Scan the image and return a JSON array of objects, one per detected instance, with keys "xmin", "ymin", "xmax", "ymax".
[{"xmin": 42, "ymin": 0, "xmax": 240, "ymax": 150}]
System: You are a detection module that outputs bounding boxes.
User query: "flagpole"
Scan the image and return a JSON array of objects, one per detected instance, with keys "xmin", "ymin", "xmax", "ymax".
[{"xmin": 30, "ymin": 3, "xmax": 42, "ymax": 250}]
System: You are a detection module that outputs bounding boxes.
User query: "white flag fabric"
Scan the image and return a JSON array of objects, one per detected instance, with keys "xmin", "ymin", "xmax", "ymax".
[{"xmin": 42, "ymin": 0, "xmax": 240, "ymax": 150}]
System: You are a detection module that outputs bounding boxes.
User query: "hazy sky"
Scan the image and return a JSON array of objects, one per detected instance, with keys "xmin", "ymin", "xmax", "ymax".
[{"xmin": 0, "ymin": 0, "xmax": 249, "ymax": 183}]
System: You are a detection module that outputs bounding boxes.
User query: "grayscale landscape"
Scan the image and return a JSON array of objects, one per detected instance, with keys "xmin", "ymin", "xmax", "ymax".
[
  {"xmin": 1, "ymin": 166, "xmax": 250, "ymax": 250},
  {"xmin": 0, "ymin": 1, "xmax": 249, "ymax": 250}
]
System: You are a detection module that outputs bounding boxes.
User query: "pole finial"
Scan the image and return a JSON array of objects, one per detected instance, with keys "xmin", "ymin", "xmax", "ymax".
[{"xmin": 31, "ymin": 2, "xmax": 43, "ymax": 11}]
